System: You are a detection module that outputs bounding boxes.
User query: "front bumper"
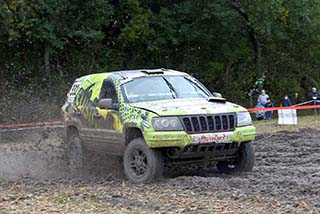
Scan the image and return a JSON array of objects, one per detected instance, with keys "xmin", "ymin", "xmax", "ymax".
[{"xmin": 144, "ymin": 125, "xmax": 256, "ymax": 148}]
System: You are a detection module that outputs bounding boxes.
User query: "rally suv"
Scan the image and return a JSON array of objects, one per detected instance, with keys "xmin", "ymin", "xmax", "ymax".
[{"xmin": 62, "ymin": 68, "xmax": 256, "ymax": 183}]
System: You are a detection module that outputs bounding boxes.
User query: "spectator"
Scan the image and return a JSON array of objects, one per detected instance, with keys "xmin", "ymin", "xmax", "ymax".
[
  {"xmin": 308, "ymin": 87, "xmax": 319, "ymax": 102},
  {"xmin": 308, "ymin": 87, "xmax": 320, "ymax": 113},
  {"xmin": 283, "ymin": 95, "xmax": 291, "ymax": 106},
  {"xmin": 257, "ymin": 89, "xmax": 269, "ymax": 106},
  {"xmin": 264, "ymin": 97, "xmax": 274, "ymax": 120},
  {"xmin": 255, "ymin": 102, "xmax": 265, "ymax": 120},
  {"xmin": 293, "ymin": 92, "xmax": 300, "ymax": 105}
]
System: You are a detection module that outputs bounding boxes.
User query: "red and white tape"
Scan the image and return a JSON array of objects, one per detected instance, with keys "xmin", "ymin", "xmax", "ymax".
[
  {"xmin": 0, "ymin": 121, "xmax": 63, "ymax": 130},
  {"xmin": 247, "ymin": 105, "xmax": 320, "ymax": 113}
]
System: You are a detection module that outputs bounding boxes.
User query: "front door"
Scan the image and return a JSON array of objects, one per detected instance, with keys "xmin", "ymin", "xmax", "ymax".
[{"xmin": 89, "ymin": 79, "xmax": 124, "ymax": 155}]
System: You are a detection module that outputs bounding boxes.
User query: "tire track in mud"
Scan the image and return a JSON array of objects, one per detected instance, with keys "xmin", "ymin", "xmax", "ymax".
[
  {"xmin": 0, "ymin": 127, "xmax": 319, "ymax": 211},
  {"xmin": 249, "ymin": 129, "xmax": 320, "ymax": 207},
  {"xmin": 162, "ymin": 128, "xmax": 320, "ymax": 210}
]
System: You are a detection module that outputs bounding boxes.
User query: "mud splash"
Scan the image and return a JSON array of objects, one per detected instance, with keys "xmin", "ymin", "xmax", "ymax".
[{"xmin": 0, "ymin": 127, "xmax": 122, "ymax": 179}]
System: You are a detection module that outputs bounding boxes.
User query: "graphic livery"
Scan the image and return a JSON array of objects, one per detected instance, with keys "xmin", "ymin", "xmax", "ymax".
[{"xmin": 62, "ymin": 68, "xmax": 256, "ymax": 183}]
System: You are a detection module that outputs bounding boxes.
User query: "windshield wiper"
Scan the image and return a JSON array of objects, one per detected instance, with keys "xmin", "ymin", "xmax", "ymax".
[{"xmin": 162, "ymin": 77, "xmax": 178, "ymax": 99}]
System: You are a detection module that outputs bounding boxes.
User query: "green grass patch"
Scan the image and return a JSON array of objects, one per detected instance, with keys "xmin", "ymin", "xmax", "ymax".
[
  {"xmin": 0, "ymin": 176, "xmax": 7, "ymax": 182},
  {"xmin": 54, "ymin": 196, "xmax": 68, "ymax": 204}
]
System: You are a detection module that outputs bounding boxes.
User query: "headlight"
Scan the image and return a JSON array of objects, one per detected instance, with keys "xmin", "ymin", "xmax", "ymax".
[
  {"xmin": 237, "ymin": 112, "xmax": 252, "ymax": 127},
  {"xmin": 152, "ymin": 117, "xmax": 183, "ymax": 131}
]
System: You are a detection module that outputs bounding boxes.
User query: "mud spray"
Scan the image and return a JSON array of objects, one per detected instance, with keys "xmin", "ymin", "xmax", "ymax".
[{"xmin": 0, "ymin": 127, "xmax": 122, "ymax": 179}]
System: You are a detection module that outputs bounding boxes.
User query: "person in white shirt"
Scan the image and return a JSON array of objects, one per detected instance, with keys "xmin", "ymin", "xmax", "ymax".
[{"xmin": 257, "ymin": 89, "xmax": 269, "ymax": 105}]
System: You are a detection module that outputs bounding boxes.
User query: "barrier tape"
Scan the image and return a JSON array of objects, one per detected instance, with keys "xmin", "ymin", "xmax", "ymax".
[
  {"xmin": 293, "ymin": 100, "xmax": 320, "ymax": 106},
  {"xmin": 0, "ymin": 125, "xmax": 64, "ymax": 133},
  {"xmin": 0, "ymin": 121, "xmax": 63, "ymax": 130},
  {"xmin": 247, "ymin": 105, "xmax": 320, "ymax": 112}
]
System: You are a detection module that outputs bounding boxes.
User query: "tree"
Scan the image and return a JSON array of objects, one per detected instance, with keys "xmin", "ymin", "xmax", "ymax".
[{"xmin": 0, "ymin": 0, "xmax": 113, "ymax": 92}]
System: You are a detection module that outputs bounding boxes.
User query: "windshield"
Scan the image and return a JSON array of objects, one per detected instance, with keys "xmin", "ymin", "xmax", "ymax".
[{"xmin": 121, "ymin": 75, "xmax": 210, "ymax": 103}]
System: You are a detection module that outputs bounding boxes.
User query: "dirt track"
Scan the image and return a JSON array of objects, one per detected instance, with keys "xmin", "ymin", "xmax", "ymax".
[{"xmin": 0, "ymin": 128, "xmax": 319, "ymax": 213}]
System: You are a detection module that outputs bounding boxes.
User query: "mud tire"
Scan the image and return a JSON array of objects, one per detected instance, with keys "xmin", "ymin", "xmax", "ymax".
[
  {"xmin": 123, "ymin": 138, "xmax": 163, "ymax": 183},
  {"xmin": 217, "ymin": 142, "xmax": 254, "ymax": 173}
]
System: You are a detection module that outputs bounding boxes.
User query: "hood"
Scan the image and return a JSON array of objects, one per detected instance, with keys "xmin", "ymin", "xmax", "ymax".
[{"xmin": 130, "ymin": 98, "xmax": 247, "ymax": 116}]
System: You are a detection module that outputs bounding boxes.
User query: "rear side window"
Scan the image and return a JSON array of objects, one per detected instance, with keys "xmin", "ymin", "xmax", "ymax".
[{"xmin": 99, "ymin": 80, "xmax": 118, "ymax": 103}]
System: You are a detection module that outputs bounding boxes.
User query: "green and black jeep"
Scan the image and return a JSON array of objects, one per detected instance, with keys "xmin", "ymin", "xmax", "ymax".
[{"xmin": 62, "ymin": 68, "xmax": 256, "ymax": 183}]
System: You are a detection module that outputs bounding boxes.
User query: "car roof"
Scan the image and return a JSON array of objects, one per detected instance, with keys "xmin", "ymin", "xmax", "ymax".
[{"xmin": 81, "ymin": 68, "xmax": 187, "ymax": 80}]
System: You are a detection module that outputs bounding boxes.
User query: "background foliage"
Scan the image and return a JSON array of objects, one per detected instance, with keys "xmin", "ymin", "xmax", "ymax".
[{"xmin": 1, "ymin": 0, "xmax": 320, "ymax": 114}]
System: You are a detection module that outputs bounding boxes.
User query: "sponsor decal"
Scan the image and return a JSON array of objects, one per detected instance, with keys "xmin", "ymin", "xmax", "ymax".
[
  {"xmin": 192, "ymin": 132, "xmax": 232, "ymax": 144},
  {"xmin": 67, "ymin": 78, "xmax": 82, "ymax": 103},
  {"xmin": 75, "ymin": 83, "xmax": 97, "ymax": 126}
]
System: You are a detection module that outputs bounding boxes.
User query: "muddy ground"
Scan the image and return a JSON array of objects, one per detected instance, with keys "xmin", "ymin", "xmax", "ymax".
[{"xmin": 0, "ymin": 128, "xmax": 319, "ymax": 213}]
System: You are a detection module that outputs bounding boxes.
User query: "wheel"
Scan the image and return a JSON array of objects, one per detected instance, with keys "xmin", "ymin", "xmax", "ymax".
[
  {"xmin": 66, "ymin": 132, "xmax": 83, "ymax": 171},
  {"xmin": 123, "ymin": 138, "xmax": 163, "ymax": 183},
  {"xmin": 216, "ymin": 142, "xmax": 254, "ymax": 173}
]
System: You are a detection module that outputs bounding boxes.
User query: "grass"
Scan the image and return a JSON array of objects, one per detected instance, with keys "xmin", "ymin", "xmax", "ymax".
[
  {"xmin": 54, "ymin": 196, "xmax": 67, "ymax": 204},
  {"xmin": 0, "ymin": 177, "xmax": 7, "ymax": 182},
  {"xmin": 253, "ymin": 115, "xmax": 320, "ymax": 134}
]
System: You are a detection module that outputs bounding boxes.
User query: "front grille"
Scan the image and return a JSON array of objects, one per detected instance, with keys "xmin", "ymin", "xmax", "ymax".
[{"xmin": 180, "ymin": 114, "xmax": 236, "ymax": 133}]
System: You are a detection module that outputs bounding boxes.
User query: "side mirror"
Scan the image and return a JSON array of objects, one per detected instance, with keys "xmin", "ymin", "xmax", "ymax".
[
  {"xmin": 97, "ymin": 98, "xmax": 119, "ymax": 110},
  {"xmin": 212, "ymin": 92, "xmax": 222, "ymax": 98}
]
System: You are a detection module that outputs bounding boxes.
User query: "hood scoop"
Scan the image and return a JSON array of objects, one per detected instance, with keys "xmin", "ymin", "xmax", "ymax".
[{"xmin": 207, "ymin": 96, "xmax": 226, "ymax": 103}]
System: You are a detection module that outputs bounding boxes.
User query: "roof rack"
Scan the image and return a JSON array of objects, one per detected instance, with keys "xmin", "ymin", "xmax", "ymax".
[{"xmin": 141, "ymin": 70, "xmax": 164, "ymax": 75}]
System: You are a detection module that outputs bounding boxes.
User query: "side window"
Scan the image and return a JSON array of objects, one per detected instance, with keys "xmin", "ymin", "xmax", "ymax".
[{"xmin": 99, "ymin": 80, "xmax": 118, "ymax": 103}]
